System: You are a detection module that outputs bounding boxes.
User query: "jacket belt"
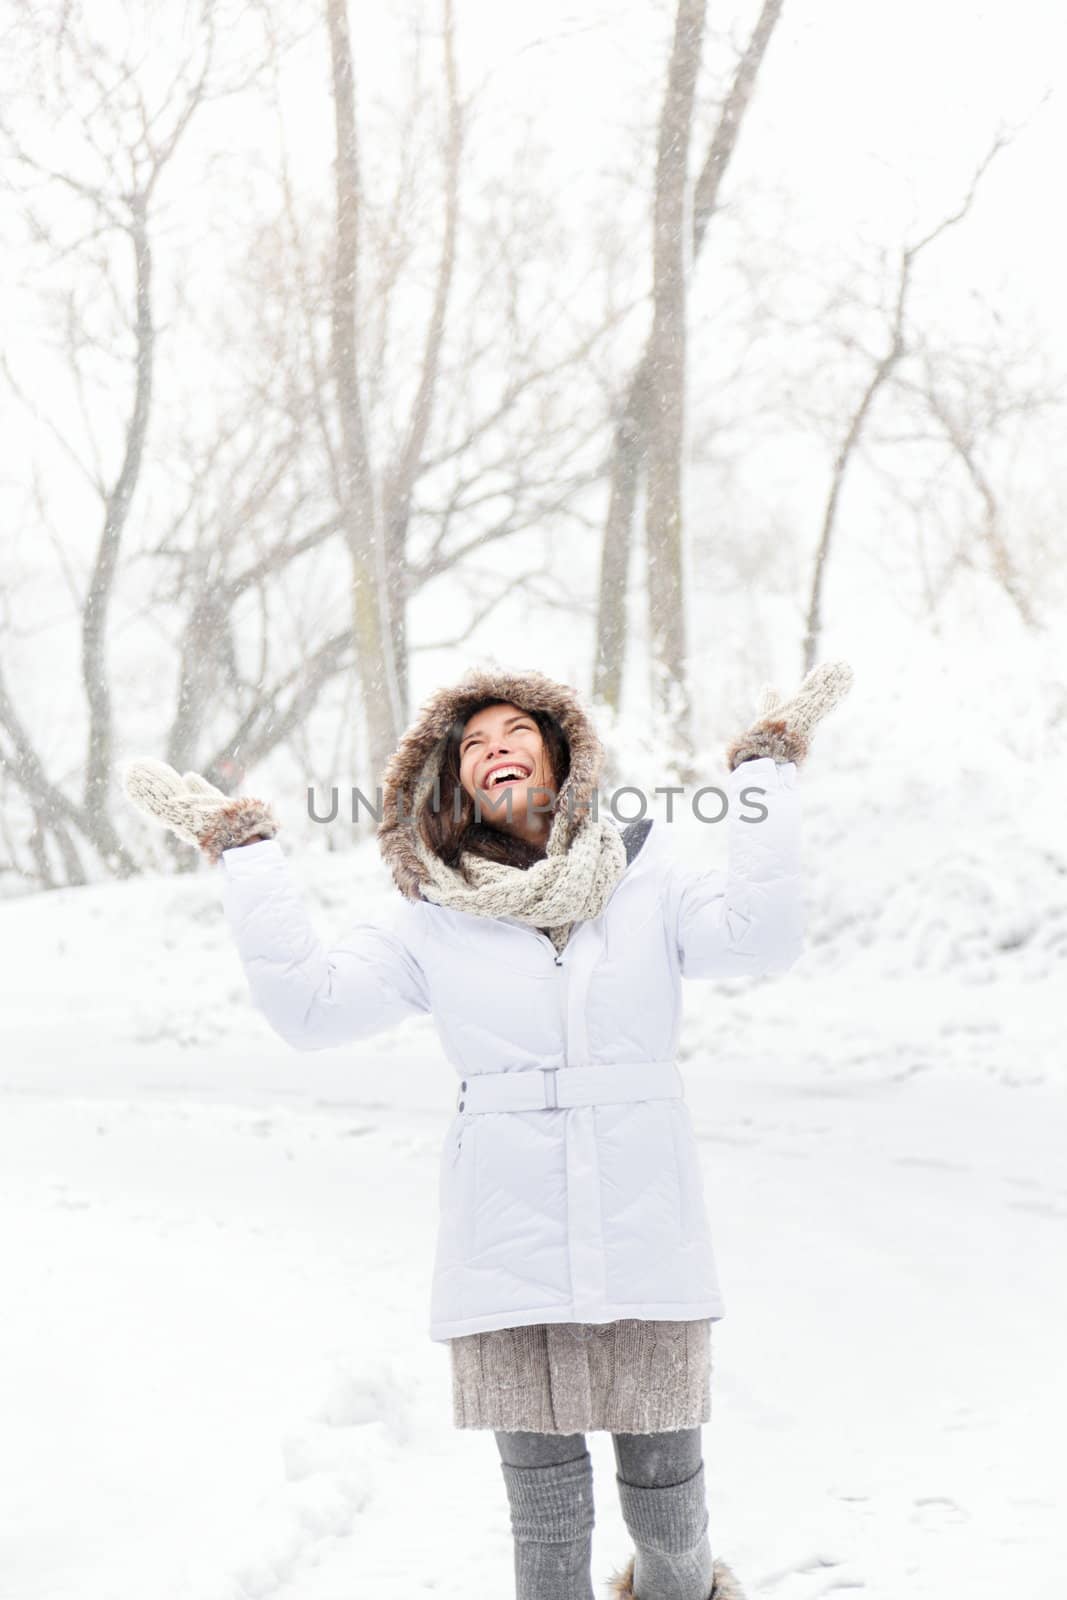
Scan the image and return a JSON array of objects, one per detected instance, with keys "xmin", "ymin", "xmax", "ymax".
[{"xmin": 456, "ymin": 1060, "xmax": 684, "ymax": 1114}]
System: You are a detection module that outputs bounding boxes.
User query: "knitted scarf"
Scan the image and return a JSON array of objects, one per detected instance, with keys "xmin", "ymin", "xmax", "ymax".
[{"xmin": 413, "ymin": 809, "xmax": 628, "ymax": 955}]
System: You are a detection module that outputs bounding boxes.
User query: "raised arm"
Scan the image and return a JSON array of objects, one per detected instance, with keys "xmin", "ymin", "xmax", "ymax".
[
  {"xmin": 120, "ymin": 758, "xmax": 430, "ymax": 1052},
  {"xmin": 665, "ymin": 756, "xmax": 803, "ymax": 980},
  {"xmin": 665, "ymin": 660, "xmax": 853, "ymax": 981},
  {"xmin": 218, "ymin": 837, "xmax": 429, "ymax": 1051}
]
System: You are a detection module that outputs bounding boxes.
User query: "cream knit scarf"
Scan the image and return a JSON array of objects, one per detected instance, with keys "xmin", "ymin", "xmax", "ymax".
[{"xmin": 413, "ymin": 810, "xmax": 628, "ymax": 955}]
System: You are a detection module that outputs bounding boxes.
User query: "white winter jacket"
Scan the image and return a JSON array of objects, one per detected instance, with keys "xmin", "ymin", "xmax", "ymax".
[{"xmin": 217, "ymin": 752, "xmax": 803, "ymax": 1343}]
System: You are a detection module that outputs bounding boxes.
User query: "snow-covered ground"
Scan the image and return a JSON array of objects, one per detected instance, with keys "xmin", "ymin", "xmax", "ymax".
[{"xmin": 1, "ymin": 809, "xmax": 1064, "ymax": 1600}]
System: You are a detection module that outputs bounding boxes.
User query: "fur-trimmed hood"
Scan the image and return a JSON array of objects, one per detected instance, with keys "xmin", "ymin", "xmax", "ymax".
[{"xmin": 376, "ymin": 666, "xmax": 607, "ymax": 902}]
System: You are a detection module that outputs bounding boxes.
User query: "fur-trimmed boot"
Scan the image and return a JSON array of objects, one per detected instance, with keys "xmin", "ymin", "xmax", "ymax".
[{"xmin": 606, "ymin": 1552, "xmax": 747, "ymax": 1600}]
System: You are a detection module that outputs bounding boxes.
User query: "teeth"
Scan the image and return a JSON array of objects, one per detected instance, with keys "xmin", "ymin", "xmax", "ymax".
[{"xmin": 487, "ymin": 765, "xmax": 530, "ymax": 787}]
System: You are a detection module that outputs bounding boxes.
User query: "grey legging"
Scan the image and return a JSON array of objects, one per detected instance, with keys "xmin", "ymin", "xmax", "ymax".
[{"xmin": 495, "ymin": 1426, "xmax": 713, "ymax": 1600}]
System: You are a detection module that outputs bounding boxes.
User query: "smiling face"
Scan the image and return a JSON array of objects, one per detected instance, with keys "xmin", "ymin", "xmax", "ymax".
[{"xmin": 457, "ymin": 701, "xmax": 557, "ymax": 843}]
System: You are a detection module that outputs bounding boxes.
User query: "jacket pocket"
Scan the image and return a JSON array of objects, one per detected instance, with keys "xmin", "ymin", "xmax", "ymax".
[
  {"xmin": 439, "ymin": 1111, "xmax": 478, "ymax": 1255},
  {"xmin": 452, "ymin": 1111, "xmax": 472, "ymax": 1164}
]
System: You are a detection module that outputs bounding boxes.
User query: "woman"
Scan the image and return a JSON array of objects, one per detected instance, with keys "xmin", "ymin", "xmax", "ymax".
[{"xmin": 122, "ymin": 659, "xmax": 852, "ymax": 1600}]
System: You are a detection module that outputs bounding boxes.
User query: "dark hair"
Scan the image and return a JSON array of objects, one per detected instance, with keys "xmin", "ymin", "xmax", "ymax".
[{"xmin": 418, "ymin": 697, "xmax": 570, "ymax": 875}]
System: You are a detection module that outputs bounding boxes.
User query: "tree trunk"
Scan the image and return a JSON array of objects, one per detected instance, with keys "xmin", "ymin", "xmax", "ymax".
[
  {"xmin": 326, "ymin": 0, "xmax": 405, "ymax": 783},
  {"xmin": 803, "ymin": 334, "xmax": 902, "ymax": 674},
  {"xmin": 79, "ymin": 193, "xmax": 152, "ymax": 877},
  {"xmin": 380, "ymin": 0, "xmax": 463, "ymax": 727},
  {"xmin": 645, "ymin": 0, "xmax": 705, "ymax": 770},
  {"xmin": 593, "ymin": 354, "xmax": 648, "ymax": 711}
]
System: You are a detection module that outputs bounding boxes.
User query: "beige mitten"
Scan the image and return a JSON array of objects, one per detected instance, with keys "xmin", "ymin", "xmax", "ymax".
[
  {"xmin": 725, "ymin": 660, "xmax": 854, "ymax": 771},
  {"xmin": 120, "ymin": 759, "xmax": 279, "ymax": 864}
]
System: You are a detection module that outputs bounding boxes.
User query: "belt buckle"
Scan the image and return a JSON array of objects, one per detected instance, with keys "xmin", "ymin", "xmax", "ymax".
[{"xmin": 543, "ymin": 1067, "xmax": 559, "ymax": 1109}]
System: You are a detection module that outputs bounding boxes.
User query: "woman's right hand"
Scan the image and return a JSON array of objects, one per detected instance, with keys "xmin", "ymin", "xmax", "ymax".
[{"xmin": 120, "ymin": 759, "xmax": 279, "ymax": 864}]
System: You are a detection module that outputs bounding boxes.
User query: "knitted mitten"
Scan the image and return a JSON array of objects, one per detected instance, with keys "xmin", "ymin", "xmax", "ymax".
[
  {"xmin": 121, "ymin": 758, "xmax": 279, "ymax": 864},
  {"xmin": 724, "ymin": 660, "xmax": 853, "ymax": 771}
]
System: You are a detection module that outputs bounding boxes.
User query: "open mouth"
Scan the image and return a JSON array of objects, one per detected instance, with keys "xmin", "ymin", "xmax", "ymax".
[{"xmin": 483, "ymin": 762, "xmax": 533, "ymax": 790}]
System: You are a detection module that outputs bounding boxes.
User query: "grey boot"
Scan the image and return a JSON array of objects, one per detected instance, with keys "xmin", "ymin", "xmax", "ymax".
[{"xmin": 606, "ymin": 1551, "xmax": 747, "ymax": 1600}]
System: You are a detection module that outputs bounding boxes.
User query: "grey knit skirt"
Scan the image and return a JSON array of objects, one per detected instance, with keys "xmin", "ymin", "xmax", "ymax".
[{"xmin": 449, "ymin": 1318, "xmax": 712, "ymax": 1434}]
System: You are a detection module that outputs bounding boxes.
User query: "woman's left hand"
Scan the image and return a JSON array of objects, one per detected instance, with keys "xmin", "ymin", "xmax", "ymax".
[{"xmin": 724, "ymin": 660, "xmax": 854, "ymax": 771}]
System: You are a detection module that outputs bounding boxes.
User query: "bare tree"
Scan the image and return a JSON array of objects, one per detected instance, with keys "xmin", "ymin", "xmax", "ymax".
[
  {"xmin": 594, "ymin": 0, "xmax": 786, "ymax": 722},
  {"xmin": 173, "ymin": 143, "xmax": 628, "ymax": 786},
  {"xmin": 0, "ymin": 1, "xmax": 683, "ymax": 889},
  {"xmin": 847, "ymin": 316, "xmax": 1066, "ymax": 629},
  {"xmin": 897, "ymin": 339, "xmax": 1059, "ymax": 629},
  {"xmin": 801, "ymin": 131, "xmax": 1014, "ymax": 672},
  {"xmin": 0, "ymin": 3, "xmax": 233, "ymax": 881}
]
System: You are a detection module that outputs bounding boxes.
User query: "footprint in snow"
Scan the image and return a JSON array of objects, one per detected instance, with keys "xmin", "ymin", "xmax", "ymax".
[
  {"xmin": 1007, "ymin": 1196, "xmax": 1067, "ymax": 1220},
  {"xmin": 757, "ymin": 1551, "xmax": 847, "ymax": 1587},
  {"xmin": 912, "ymin": 1495, "xmax": 970, "ymax": 1528}
]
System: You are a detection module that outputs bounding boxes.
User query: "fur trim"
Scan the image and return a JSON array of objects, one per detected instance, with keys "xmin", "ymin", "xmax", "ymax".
[
  {"xmin": 376, "ymin": 666, "xmax": 606, "ymax": 902},
  {"xmin": 197, "ymin": 798, "xmax": 279, "ymax": 864},
  {"xmin": 607, "ymin": 1552, "xmax": 747, "ymax": 1600},
  {"xmin": 724, "ymin": 716, "xmax": 809, "ymax": 772}
]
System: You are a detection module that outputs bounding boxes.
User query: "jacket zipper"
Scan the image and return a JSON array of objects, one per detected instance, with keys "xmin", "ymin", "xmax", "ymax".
[
  {"xmin": 496, "ymin": 922, "xmax": 577, "ymax": 1064},
  {"xmin": 526, "ymin": 928, "xmax": 569, "ymax": 1059}
]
